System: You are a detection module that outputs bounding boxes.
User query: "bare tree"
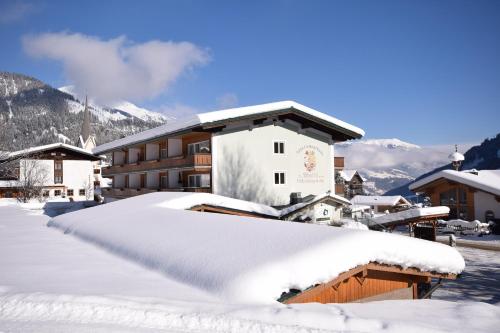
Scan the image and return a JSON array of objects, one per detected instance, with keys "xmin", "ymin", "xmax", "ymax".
[
  {"xmin": 82, "ymin": 175, "xmax": 94, "ymax": 201},
  {"xmin": 16, "ymin": 158, "xmax": 50, "ymax": 202}
]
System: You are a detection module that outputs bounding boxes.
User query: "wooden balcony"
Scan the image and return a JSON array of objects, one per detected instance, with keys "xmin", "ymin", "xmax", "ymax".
[
  {"xmin": 334, "ymin": 156, "xmax": 345, "ymax": 169},
  {"xmin": 102, "ymin": 187, "xmax": 211, "ymax": 198},
  {"xmin": 102, "ymin": 153, "xmax": 211, "ymax": 177},
  {"xmin": 335, "ymin": 183, "xmax": 345, "ymax": 196}
]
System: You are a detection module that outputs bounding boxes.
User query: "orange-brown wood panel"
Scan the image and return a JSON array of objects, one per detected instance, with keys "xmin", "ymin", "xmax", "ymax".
[
  {"xmin": 182, "ymin": 132, "xmax": 211, "ymax": 155},
  {"xmin": 285, "ymin": 270, "xmax": 418, "ymax": 304}
]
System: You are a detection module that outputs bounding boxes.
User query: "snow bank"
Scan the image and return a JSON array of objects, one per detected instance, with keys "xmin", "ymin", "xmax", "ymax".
[
  {"xmin": 2, "ymin": 293, "xmax": 499, "ymax": 333},
  {"xmin": 371, "ymin": 206, "xmax": 450, "ymax": 225},
  {"xmin": 49, "ymin": 193, "xmax": 465, "ymax": 304}
]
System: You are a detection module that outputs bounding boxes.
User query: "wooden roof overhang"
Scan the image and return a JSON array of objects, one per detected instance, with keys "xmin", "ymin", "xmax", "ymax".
[
  {"xmin": 201, "ymin": 107, "xmax": 363, "ymax": 141},
  {"xmin": 1, "ymin": 146, "xmax": 101, "ymax": 162},
  {"xmin": 189, "ymin": 204, "xmax": 278, "ymax": 219},
  {"xmin": 280, "ymin": 262, "xmax": 457, "ymax": 304},
  {"xmin": 411, "ymin": 176, "xmax": 499, "ymax": 198},
  {"xmin": 100, "ymin": 107, "xmax": 362, "ymax": 154}
]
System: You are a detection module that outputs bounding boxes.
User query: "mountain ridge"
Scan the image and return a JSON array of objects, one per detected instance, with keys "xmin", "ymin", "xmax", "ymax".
[{"xmin": 0, "ymin": 72, "xmax": 167, "ymax": 151}]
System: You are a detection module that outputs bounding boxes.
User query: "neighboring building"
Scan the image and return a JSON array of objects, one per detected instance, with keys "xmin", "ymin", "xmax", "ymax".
[
  {"xmin": 350, "ymin": 195, "xmax": 411, "ymax": 214},
  {"xmin": 125, "ymin": 191, "xmax": 350, "ymax": 225},
  {"xmin": 0, "ymin": 143, "xmax": 102, "ymax": 200},
  {"xmin": 409, "ymin": 169, "xmax": 500, "ymax": 222},
  {"xmin": 94, "ymin": 101, "xmax": 364, "ymax": 206},
  {"xmin": 333, "ymin": 157, "xmax": 364, "ymax": 198}
]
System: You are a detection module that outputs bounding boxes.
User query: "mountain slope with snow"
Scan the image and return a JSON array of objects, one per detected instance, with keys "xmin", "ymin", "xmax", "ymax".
[
  {"xmin": 336, "ymin": 138, "xmax": 471, "ymax": 195},
  {"xmin": 0, "ymin": 72, "xmax": 166, "ymax": 151}
]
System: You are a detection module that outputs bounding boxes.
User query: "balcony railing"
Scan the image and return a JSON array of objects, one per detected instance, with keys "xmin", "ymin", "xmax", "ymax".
[
  {"xmin": 102, "ymin": 153, "xmax": 211, "ymax": 177},
  {"xmin": 102, "ymin": 187, "xmax": 211, "ymax": 198}
]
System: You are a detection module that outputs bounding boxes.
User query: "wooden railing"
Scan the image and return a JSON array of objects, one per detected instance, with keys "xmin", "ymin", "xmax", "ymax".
[
  {"xmin": 102, "ymin": 153, "xmax": 211, "ymax": 176},
  {"xmin": 335, "ymin": 184, "xmax": 345, "ymax": 196},
  {"xmin": 102, "ymin": 187, "xmax": 211, "ymax": 197}
]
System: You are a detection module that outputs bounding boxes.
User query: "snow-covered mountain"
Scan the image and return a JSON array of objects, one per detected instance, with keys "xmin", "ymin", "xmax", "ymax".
[
  {"xmin": 58, "ymin": 85, "xmax": 168, "ymax": 123},
  {"xmin": 336, "ymin": 138, "xmax": 471, "ymax": 195},
  {"xmin": 0, "ymin": 72, "xmax": 167, "ymax": 151}
]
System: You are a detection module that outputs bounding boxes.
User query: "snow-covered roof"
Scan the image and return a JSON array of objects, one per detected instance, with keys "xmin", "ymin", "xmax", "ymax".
[
  {"xmin": 93, "ymin": 101, "xmax": 365, "ymax": 154},
  {"xmin": 152, "ymin": 192, "xmax": 280, "ymax": 217},
  {"xmin": 351, "ymin": 195, "xmax": 411, "ymax": 207},
  {"xmin": 49, "ymin": 193, "xmax": 464, "ymax": 303},
  {"xmin": 371, "ymin": 206, "xmax": 450, "ymax": 226},
  {"xmin": 0, "ymin": 180, "xmax": 21, "ymax": 188},
  {"xmin": 279, "ymin": 192, "xmax": 351, "ymax": 216},
  {"xmin": 410, "ymin": 169, "xmax": 500, "ymax": 196},
  {"xmin": 449, "ymin": 151, "xmax": 465, "ymax": 162},
  {"xmin": 3, "ymin": 143, "xmax": 101, "ymax": 160},
  {"xmin": 339, "ymin": 169, "xmax": 363, "ymax": 182}
]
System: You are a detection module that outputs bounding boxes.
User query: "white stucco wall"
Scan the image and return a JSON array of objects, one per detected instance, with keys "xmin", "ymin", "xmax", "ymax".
[
  {"xmin": 146, "ymin": 143, "xmax": 159, "ymax": 161},
  {"xmin": 213, "ymin": 120, "xmax": 334, "ymax": 206},
  {"xmin": 168, "ymin": 139, "xmax": 182, "ymax": 157},
  {"xmin": 114, "ymin": 174, "xmax": 126, "ymax": 188},
  {"xmin": 19, "ymin": 159, "xmax": 53, "ymax": 184},
  {"xmin": 113, "ymin": 151, "xmax": 126, "ymax": 165},
  {"xmin": 128, "ymin": 148, "xmax": 141, "ymax": 163},
  {"xmin": 63, "ymin": 160, "xmax": 94, "ymax": 199},
  {"xmin": 168, "ymin": 170, "xmax": 182, "ymax": 188},
  {"xmin": 474, "ymin": 191, "xmax": 500, "ymax": 222},
  {"xmin": 129, "ymin": 173, "xmax": 141, "ymax": 188},
  {"xmin": 146, "ymin": 171, "xmax": 159, "ymax": 188}
]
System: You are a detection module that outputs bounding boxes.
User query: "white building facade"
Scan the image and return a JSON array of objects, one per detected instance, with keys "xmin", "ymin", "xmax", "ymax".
[
  {"xmin": 0, "ymin": 143, "xmax": 102, "ymax": 201},
  {"xmin": 96, "ymin": 101, "xmax": 364, "ymax": 207}
]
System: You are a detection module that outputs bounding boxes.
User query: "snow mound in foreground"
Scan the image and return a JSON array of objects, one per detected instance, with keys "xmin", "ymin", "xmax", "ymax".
[{"xmin": 48, "ymin": 193, "xmax": 465, "ymax": 304}]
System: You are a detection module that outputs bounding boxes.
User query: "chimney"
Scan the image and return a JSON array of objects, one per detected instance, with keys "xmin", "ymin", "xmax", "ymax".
[{"xmin": 290, "ymin": 192, "xmax": 303, "ymax": 205}]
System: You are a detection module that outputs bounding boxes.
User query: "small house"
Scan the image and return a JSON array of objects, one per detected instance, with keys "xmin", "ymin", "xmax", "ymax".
[{"xmin": 351, "ymin": 195, "xmax": 411, "ymax": 214}]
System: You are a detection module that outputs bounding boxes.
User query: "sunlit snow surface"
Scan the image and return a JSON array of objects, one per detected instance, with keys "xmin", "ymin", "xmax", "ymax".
[{"xmin": 1, "ymin": 201, "xmax": 498, "ymax": 332}]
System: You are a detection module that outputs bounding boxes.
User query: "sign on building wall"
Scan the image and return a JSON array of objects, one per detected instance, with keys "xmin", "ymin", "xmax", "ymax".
[
  {"xmin": 314, "ymin": 203, "xmax": 333, "ymax": 223},
  {"xmin": 296, "ymin": 145, "xmax": 325, "ymax": 184}
]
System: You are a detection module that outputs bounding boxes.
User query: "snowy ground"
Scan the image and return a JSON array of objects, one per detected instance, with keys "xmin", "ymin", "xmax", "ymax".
[
  {"xmin": 1, "ymin": 202, "xmax": 499, "ymax": 332},
  {"xmin": 433, "ymin": 246, "xmax": 500, "ymax": 304}
]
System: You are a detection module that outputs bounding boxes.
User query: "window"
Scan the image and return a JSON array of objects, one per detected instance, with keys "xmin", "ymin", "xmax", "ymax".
[
  {"xmin": 187, "ymin": 141, "xmax": 210, "ymax": 155},
  {"xmin": 93, "ymin": 169, "xmax": 100, "ymax": 174},
  {"xmin": 54, "ymin": 190, "xmax": 61, "ymax": 196},
  {"xmin": 54, "ymin": 161, "xmax": 63, "ymax": 170},
  {"xmin": 67, "ymin": 189, "xmax": 74, "ymax": 196},
  {"xmin": 273, "ymin": 141, "xmax": 285, "ymax": 154},
  {"xmin": 160, "ymin": 148, "xmax": 168, "ymax": 159},
  {"xmin": 79, "ymin": 189, "xmax": 85, "ymax": 196},
  {"xmin": 54, "ymin": 175, "xmax": 63, "ymax": 184},
  {"xmin": 160, "ymin": 176, "xmax": 168, "ymax": 189},
  {"xmin": 274, "ymin": 172, "xmax": 285, "ymax": 185},
  {"xmin": 188, "ymin": 174, "xmax": 210, "ymax": 188},
  {"xmin": 42, "ymin": 190, "xmax": 50, "ymax": 197}
]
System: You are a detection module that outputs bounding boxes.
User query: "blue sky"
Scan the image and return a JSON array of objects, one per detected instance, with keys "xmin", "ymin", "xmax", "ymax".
[{"xmin": 0, "ymin": 0, "xmax": 499, "ymax": 146}]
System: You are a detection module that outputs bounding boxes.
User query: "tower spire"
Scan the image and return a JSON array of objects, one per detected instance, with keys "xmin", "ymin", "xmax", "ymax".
[{"xmin": 81, "ymin": 95, "xmax": 91, "ymax": 142}]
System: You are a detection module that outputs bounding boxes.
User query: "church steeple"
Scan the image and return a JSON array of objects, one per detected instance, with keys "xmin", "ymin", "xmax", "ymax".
[
  {"xmin": 81, "ymin": 95, "xmax": 91, "ymax": 143},
  {"xmin": 78, "ymin": 95, "xmax": 96, "ymax": 151}
]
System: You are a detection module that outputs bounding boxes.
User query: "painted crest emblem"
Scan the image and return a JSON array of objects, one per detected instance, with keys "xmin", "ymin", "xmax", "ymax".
[{"xmin": 304, "ymin": 150, "xmax": 317, "ymax": 172}]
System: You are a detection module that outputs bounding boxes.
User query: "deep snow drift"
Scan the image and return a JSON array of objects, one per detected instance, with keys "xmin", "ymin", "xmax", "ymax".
[
  {"xmin": 49, "ymin": 193, "xmax": 465, "ymax": 303},
  {"xmin": 1, "ymin": 201, "xmax": 498, "ymax": 332}
]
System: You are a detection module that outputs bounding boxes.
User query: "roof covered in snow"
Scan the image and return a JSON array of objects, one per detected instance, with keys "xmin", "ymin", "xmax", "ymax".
[
  {"xmin": 371, "ymin": 206, "xmax": 450, "ymax": 226},
  {"xmin": 93, "ymin": 101, "xmax": 365, "ymax": 154},
  {"xmin": 339, "ymin": 169, "xmax": 364, "ymax": 182},
  {"xmin": 49, "ymin": 192, "xmax": 464, "ymax": 303},
  {"xmin": 351, "ymin": 195, "xmax": 411, "ymax": 207},
  {"xmin": 410, "ymin": 169, "xmax": 500, "ymax": 196},
  {"xmin": 278, "ymin": 192, "xmax": 351, "ymax": 217},
  {"xmin": 2, "ymin": 143, "xmax": 102, "ymax": 161},
  {"xmin": 149, "ymin": 192, "xmax": 280, "ymax": 217}
]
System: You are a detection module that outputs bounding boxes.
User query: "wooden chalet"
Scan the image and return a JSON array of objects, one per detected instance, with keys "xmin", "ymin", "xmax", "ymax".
[{"xmin": 280, "ymin": 262, "xmax": 457, "ymax": 304}]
